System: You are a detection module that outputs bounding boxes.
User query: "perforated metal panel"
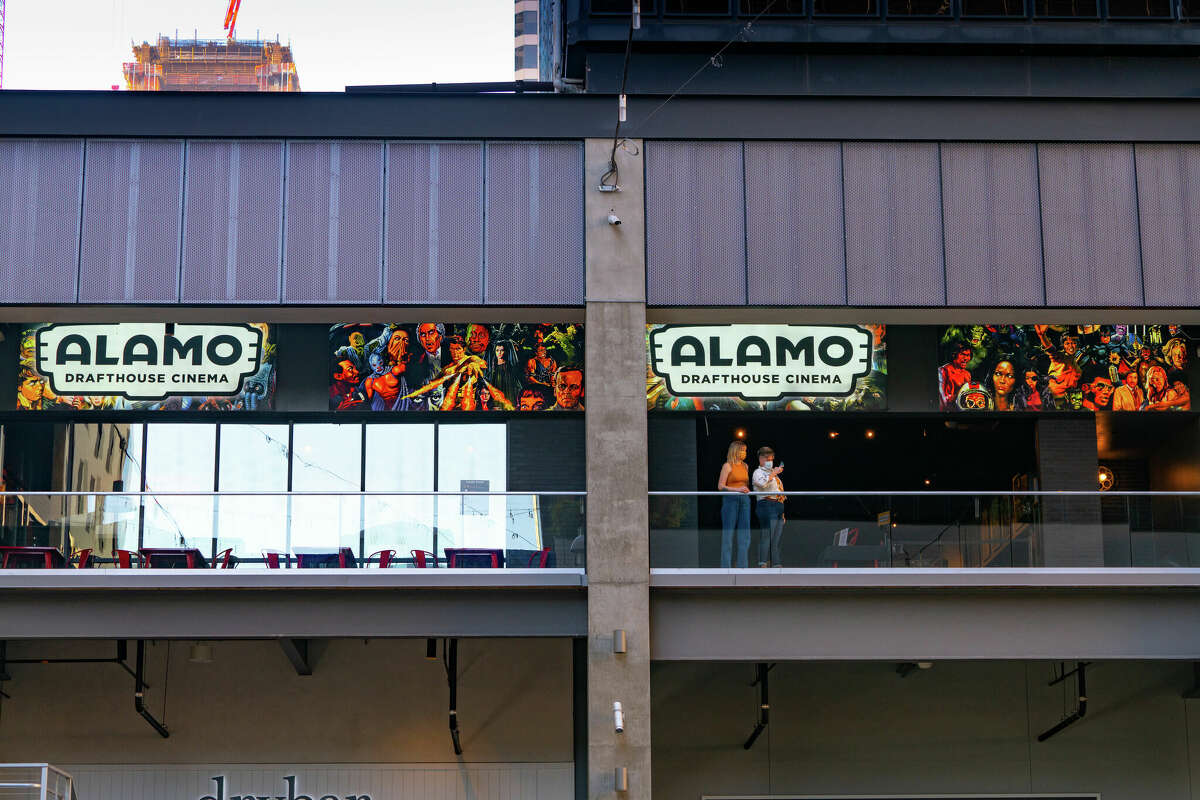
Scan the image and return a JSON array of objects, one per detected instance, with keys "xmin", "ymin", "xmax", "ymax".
[
  {"xmin": 744, "ymin": 142, "xmax": 846, "ymax": 306},
  {"xmin": 0, "ymin": 139, "xmax": 83, "ymax": 303},
  {"xmin": 78, "ymin": 140, "xmax": 183, "ymax": 303},
  {"xmin": 484, "ymin": 141, "xmax": 584, "ymax": 304},
  {"xmin": 646, "ymin": 141, "xmax": 746, "ymax": 306},
  {"xmin": 385, "ymin": 142, "xmax": 484, "ymax": 304},
  {"xmin": 284, "ymin": 141, "xmax": 384, "ymax": 304},
  {"xmin": 1135, "ymin": 144, "xmax": 1200, "ymax": 307},
  {"xmin": 843, "ymin": 143, "xmax": 946, "ymax": 307},
  {"xmin": 941, "ymin": 143, "xmax": 1045, "ymax": 306},
  {"xmin": 1038, "ymin": 143, "xmax": 1143, "ymax": 307},
  {"xmin": 180, "ymin": 140, "xmax": 284, "ymax": 304}
]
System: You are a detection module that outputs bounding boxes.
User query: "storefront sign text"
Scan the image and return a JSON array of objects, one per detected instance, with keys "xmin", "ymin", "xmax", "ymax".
[{"xmin": 647, "ymin": 324, "xmax": 886, "ymax": 411}]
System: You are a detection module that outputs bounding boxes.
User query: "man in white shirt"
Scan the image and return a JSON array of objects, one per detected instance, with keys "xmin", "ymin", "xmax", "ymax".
[{"xmin": 752, "ymin": 446, "xmax": 786, "ymax": 567}]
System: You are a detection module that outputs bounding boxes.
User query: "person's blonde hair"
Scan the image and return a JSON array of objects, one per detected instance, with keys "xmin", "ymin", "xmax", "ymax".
[{"xmin": 726, "ymin": 440, "xmax": 745, "ymax": 464}]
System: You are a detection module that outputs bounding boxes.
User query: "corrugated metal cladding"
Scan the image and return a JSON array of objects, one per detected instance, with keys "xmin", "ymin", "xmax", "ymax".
[
  {"xmin": 0, "ymin": 139, "xmax": 83, "ymax": 303},
  {"xmin": 843, "ymin": 142, "xmax": 946, "ymax": 306},
  {"xmin": 647, "ymin": 141, "xmax": 1200, "ymax": 308},
  {"xmin": 0, "ymin": 138, "xmax": 583, "ymax": 306},
  {"xmin": 1039, "ymin": 144, "xmax": 1143, "ymax": 307},
  {"xmin": 181, "ymin": 140, "xmax": 285, "ymax": 304},
  {"xmin": 744, "ymin": 142, "xmax": 846, "ymax": 306},
  {"xmin": 386, "ymin": 142, "xmax": 484, "ymax": 304},
  {"xmin": 941, "ymin": 143, "xmax": 1045, "ymax": 307},
  {"xmin": 79, "ymin": 140, "xmax": 184, "ymax": 303},
  {"xmin": 1135, "ymin": 144, "xmax": 1200, "ymax": 307},
  {"xmin": 284, "ymin": 141, "xmax": 385, "ymax": 304},
  {"xmin": 646, "ymin": 141, "xmax": 747, "ymax": 305},
  {"xmin": 485, "ymin": 141, "xmax": 585, "ymax": 304}
]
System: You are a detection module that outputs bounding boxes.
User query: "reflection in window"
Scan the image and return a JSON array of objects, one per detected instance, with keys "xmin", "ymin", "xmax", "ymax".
[
  {"xmin": 143, "ymin": 424, "xmax": 216, "ymax": 551},
  {"xmin": 218, "ymin": 425, "xmax": 289, "ymax": 561},
  {"xmin": 364, "ymin": 424, "xmax": 435, "ymax": 562},
  {"xmin": 437, "ymin": 424, "xmax": 508, "ymax": 552},
  {"xmin": 741, "ymin": 0, "xmax": 807, "ymax": 11},
  {"xmin": 290, "ymin": 424, "xmax": 362, "ymax": 551},
  {"xmin": 665, "ymin": 0, "xmax": 731, "ymax": 12},
  {"xmin": 1033, "ymin": 0, "xmax": 1098, "ymax": 14},
  {"xmin": 961, "ymin": 0, "xmax": 1025, "ymax": 15}
]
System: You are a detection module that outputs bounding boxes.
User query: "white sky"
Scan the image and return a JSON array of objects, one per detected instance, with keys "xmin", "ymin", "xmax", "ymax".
[{"xmin": 3, "ymin": 0, "xmax": 515, "ymax": 91}]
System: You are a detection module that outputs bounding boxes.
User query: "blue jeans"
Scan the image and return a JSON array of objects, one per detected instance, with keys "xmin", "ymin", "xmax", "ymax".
[
  {"xmin": 756, "ymin": 499, "xmax": 785, "ymax": 566},
  {"xmin": 720, "ymin": 493, "xmax": 751, "ymax": 568}
]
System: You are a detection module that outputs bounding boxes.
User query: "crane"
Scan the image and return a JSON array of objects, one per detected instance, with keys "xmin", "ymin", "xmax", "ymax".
[{"xmin": 224, "ymin": 0, "xmax": 242, "ymax": 41}]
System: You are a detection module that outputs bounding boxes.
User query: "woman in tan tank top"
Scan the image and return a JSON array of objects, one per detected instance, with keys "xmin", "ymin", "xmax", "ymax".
[{"xmin": 717, "ymin": 440, "xmax": 751, "ymax": 568}]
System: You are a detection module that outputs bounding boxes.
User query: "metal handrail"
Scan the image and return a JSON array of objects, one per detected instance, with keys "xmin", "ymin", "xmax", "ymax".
[
  {"xmin": 649, "ymin": 490, "xmax": 1199, "ymax": 496},
  {"xmin": 0, "ymin": 490, "xmax": 586, "ymax": 497}
]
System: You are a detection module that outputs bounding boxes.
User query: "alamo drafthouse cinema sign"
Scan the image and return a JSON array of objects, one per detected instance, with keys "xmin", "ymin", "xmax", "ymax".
[
  {"xmin": 32, "ymin": 323, "xmax": 267, "ymax": 401},
  {"xmin": 647, "ymin": 324, "xmax": 885, "ymax": 411}
]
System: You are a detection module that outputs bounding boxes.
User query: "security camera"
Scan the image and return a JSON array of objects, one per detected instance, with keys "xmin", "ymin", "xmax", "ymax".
[
  {"xmin": 607, "ymin": 212, "xmax": 622, "ymax": 226},
  {"xmin": 613, "ymin": 701, "xmax": 625, "ymax": 734}
]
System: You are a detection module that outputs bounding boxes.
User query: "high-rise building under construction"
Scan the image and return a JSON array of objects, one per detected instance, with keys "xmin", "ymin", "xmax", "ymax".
[{"xmin": 123, "ymin": 36, "xmax": 299, "ymax": 92}]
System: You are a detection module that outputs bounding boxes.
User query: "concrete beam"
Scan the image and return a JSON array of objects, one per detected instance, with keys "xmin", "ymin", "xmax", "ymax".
[
  {"xmin": 651, "ymin": 587, "xmax": 1200, "ymax": 661},
  {"xmin": 0, "ymin": 588, "xmax": 586, "ymax": 640}
]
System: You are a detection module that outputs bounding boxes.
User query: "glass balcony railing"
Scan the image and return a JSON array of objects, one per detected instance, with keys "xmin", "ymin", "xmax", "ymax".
[
  {"xmin": 0, "ymin": 492, "xmax": 586, "ymax": 570},
  {"xmin": 649, "ymin": 491, "xmax": 1200, "ymax": 569}
]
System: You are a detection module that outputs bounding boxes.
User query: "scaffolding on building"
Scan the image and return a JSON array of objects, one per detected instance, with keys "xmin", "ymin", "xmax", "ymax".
[{"xmin": 122, "ymin": 36, "xmax": 300, "ymax": 92}]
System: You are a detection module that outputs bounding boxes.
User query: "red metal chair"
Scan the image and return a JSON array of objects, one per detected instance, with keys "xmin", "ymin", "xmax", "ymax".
[
  {"xmin": 73, "ymin": 548, "xmax": 93, "ymax": 569},
  {"xmin": 369, "ymin": 549, "xmax": 396, "ymax": 568},
  {"xmin": 211, "ymin": 548, "xmax": 235, "ymax": 569},
  {"xmin": 410, "ymin": 549, "xmax": 437, "ymax": 568},
  {"xmin": 263, "ymin": 551, "xmax": 283, "ymax": 569},
  {"xmin": 115, "ymin": 549, "xmax": 144, "ymax": 569},
  {"xmin": 527, "ymin": 547, "xmax": 552, "ymax": 568}
]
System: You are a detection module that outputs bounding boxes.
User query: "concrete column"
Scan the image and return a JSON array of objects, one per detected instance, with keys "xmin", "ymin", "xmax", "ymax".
[
  {"xmin": 1037, "ymin": 417, "xmax": 1104, "ymax": 566},
  {"xmin": 584, "ymin": 137, "xmax": 651, "ymax": 800}
]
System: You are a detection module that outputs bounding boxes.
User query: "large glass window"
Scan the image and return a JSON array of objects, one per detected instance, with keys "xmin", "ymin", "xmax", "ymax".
[
  {"xmin": 364, "ymin": 424, "xmax": 435, "ymax": 562},
  {"xmin": 142, "ymin": 424, "xmax": 216, "ymax": 551},
  {"xmin": 437, "ymin": 424, "xmax": 507, "ymax": 552},
  {"xmin": 0, "ymin": 419, "xmax": 543, "ymax": 565},
  {"xmin": 217, "ymin": 425, "xmax": 289, "ymax": 558},
  {"xmin": 290, "ymin": 424, "xmax": 362, "ymax": 552}
]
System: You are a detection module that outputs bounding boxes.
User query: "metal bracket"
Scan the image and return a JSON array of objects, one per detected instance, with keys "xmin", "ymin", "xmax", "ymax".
[
  {"xmin": 743, "ymin": 662, "xmax": 772, "ymax": 750},
  {"xmin": 278, "ymin": 639, "xmax": 313, "ymax": 676},
  {"xmin": 443, "ymin": 638, "xmax": 464, "ymax": 755},
  {"xmin": 1038, "ymin": 661, "xmax": 1089, "ymax": 742}
]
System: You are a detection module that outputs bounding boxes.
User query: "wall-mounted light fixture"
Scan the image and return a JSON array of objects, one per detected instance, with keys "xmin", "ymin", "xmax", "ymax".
[
  {"xmin": 188, "ymin": 643, "xmax": 213, "ymax": 664},
  {"xmin": 1098, "ymin": 465, "xmax": 1115, "ymax": 491},
  {"xmin": 613, "ymin": 629, "xmax": 628, "ymax": 654},
  {"xmin": 615, "ymin": 766, "xmax": 629, "ymax": 792}
]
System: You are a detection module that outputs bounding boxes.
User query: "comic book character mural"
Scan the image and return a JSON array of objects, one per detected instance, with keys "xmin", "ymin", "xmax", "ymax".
[
  {"xmin": 16, "ymin": 323, "xmax": 276, "ymax": 411},
  {"xmin": 938, "ymin": 324, "xmax": 1194, "ymax": 412},
  {"xmin": 646, "ymin": 324, "xmax": 887, "ymax": 412},
  {"xmin": 328, "ymin": 323, "xmax": 584, "ymax": 412}
]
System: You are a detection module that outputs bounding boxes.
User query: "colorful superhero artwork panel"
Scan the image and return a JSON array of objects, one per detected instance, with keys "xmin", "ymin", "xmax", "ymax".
[
  {"xmin": 17, "ymin": 323, "xmax": 276, "ymax": 411},
  {"xmin": 646, "ymin": 324, "xmax": 887, "ymax": 411},
  {"xmin": 329, "ymin": 323, "xmax": 584, "ymax": 412},
  {"xmin": 938, "ymin": 325, "xmax": 1196, "ymax": 412}
]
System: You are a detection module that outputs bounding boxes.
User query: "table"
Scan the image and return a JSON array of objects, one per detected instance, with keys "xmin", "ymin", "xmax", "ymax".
[
  {"xmin": 0, "ymin": 545, "xmax": 67, "ymax": 569},
  {"xmin": 444, "ymin": 547, "xmax": 505, "ymax": 568},
  {"xmin": 293, "ymin": 546, "xmax": 357, "ymax": 569},
  {"xmin": 140, "ymin": 547, "xmax": 209, "ymax": 569},
  {"xmin": 818, "ymin": 544, "xmax": 890, "ymax": 568}
]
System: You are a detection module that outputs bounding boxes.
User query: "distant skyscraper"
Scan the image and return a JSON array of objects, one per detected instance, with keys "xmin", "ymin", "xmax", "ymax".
[
  {"xmin": 123, "ymin": 36, "xmax": 300, "ymax": 92},
  {"xmin": 514, "ymin": 0, "xmax": 540, "ymax": 80}
]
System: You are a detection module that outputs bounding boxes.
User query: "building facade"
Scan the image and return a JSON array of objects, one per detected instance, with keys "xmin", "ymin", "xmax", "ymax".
[
  {"xmin": 124, "ymin": 37, "xmax": 299, "ymax": 92},
  {"xmin": 3, "ymin": 5, "xmax": 1200, "ymax": 796}
]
